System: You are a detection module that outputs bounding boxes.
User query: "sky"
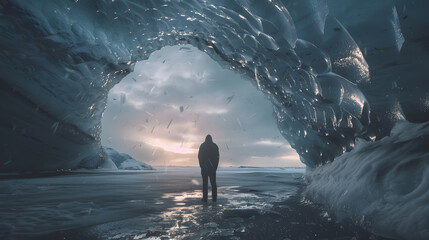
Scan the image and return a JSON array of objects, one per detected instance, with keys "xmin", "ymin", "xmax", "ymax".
[{"xmin": 101, "ymin": 45, "xmax": 303, "ymax": 167}]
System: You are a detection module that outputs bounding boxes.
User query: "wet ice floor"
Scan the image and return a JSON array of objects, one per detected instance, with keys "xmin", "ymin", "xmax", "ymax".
[{"xmin": 0, "ymin": 167, "xmax": 392, "ymax": 240}]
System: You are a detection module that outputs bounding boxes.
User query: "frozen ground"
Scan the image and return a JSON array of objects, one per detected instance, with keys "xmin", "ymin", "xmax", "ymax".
[{"xmin": 1, "ymin": 167, "xmax": 392, "ymax": 240}]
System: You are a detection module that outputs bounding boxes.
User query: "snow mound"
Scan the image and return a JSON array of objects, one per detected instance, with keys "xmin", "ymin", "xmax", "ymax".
[
  {"xmin": 104, "ymin": 147, "xmax": 153, "ymax": 170},
  {"xmin": 305, "ymin": 121, "xmax": 429, "ymax": 240}
]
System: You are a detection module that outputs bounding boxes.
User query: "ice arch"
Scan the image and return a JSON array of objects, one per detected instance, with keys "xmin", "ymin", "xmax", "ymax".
[
  {"xmin": 0, "ymin": 0, "xmax": 428, "ymax": 172},
  {"xmin": 1, "ymin": 0, "xmax": 429, "ymax": 238}
]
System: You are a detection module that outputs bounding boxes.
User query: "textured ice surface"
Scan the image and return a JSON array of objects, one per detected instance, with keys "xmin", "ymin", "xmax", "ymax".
[
  {"xmin": 1, "ymin": 0, "xmax": 428, "ymax": 171},
  {"xmin": 1, "ymin": 0, "xmax": 429, "ymax": 238},
  {"xmin": 305, "ymin": 121, "xmax": 429, "ymax": 240}
]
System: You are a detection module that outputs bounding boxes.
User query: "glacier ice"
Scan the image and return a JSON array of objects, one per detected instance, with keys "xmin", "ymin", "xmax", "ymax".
[
  {"xmin": 1, "ymin": 0, "xmax": 429, "ymax": 238},
  {"xmin": 305, "ymin": 121, "xmax": 429, "ymax": 240},
  {"xmin": 1, "ymin": 0, "xmax": 428, "ymax": 170}
]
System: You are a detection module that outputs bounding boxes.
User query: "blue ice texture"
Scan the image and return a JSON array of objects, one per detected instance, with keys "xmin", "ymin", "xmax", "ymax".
[{"xmin": 0, "ymin": 0, "xmax": 428, "ymax": 239}]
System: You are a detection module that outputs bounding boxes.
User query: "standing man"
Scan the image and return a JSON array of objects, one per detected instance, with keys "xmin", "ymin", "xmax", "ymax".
[{"xmin": 198, "ymin": 134, "xmax": 219, "ymax": 202}]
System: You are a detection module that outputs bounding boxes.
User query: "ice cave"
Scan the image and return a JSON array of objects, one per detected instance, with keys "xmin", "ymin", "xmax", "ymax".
[{"xmin": 1, "ymin": 0, "xmax": 428, "ymax": 239}]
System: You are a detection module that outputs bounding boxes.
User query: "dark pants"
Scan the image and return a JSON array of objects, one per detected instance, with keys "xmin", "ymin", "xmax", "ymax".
[{"xmin": 201, "ymin": 169, "xmax": 217, "ymax": 201}]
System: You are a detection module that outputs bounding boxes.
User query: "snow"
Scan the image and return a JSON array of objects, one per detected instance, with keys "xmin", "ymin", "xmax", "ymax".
[{"xmin": 305, "ymin": 121, "xmax": 429, "ymax": 240}]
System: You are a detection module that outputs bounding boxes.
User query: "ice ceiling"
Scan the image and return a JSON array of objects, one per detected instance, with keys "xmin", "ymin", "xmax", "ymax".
[{"xmin": 0, "ymin": 0, "xmax": 428, "ymax": 172}]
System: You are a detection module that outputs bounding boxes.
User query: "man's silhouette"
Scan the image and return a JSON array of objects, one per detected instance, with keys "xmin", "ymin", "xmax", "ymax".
[{"xmin": 198, "ymin": 134, "xmax": 219, "ymax": 202}]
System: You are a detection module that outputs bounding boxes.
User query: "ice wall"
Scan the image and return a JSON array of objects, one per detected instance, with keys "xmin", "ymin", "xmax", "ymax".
[
  {"xmin": 0, "ymin": 0, "xmax": 423, "ymax": 171},
  {"xmin": 305, "ymin": 121, "xmax": 429, "ymax": 240},
  {"xmin": 0, "ymin": 0, "xmax": 429, "ymax": 172},
  {"xmin": 3, "ymin": 0, "xmax": 426, "ymax": 172}
]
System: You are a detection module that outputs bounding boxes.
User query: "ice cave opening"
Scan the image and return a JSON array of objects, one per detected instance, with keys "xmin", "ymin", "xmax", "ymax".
[
  {"xmin": 1, "ymin": 0, "xmax": 429, "ymax": 239},
  {"xmin": 100, "ymin": 45, "xmax": 302, "ymax": 168}
]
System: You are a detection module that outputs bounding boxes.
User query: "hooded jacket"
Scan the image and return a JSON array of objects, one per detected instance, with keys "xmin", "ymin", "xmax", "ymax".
[{"xmin": 198, "ymin": 135, "xmax": 219, "ymax": 171}]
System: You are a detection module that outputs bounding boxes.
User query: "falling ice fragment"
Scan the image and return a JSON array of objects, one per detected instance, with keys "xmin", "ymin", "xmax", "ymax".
[
  {"xmin": 51, "ymin": 122, "xmax": 59, "ymax": 134},
  {"xmin": 167, "ymin": 119, "xmax": 173, "ymax": 128},
  {"xmin": 226, "ymin": 94, "xmax": 234, "ymax": 104},
  {"xmin": 120, "ymin": 93, "xmax": 126, "ymax": 104}
]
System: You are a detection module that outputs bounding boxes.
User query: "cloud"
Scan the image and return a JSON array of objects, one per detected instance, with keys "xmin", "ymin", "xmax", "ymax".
[
  {"xmin": 253, "ymin": 140, "xmax": 285, "ymax": 147},
  {"xmin": 101, "ymin": 45, "xmax": 303, "ymax": 167},
  {"xmin": 142, "ymin": 137, "xmax": 198, "ymax": 155}
]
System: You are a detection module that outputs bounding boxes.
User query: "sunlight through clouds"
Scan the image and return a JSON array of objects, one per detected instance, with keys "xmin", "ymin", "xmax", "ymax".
[
  {"xmin": 144, "ymin": 137, "xmax": 198, "ymax": 155},
  {"xmin": 101, "ymin": 45, "xmax": 302, "ymax": 167},
  {"xmin": 254, "ymin": 140, "xmax": 285, "ymax": 147}
]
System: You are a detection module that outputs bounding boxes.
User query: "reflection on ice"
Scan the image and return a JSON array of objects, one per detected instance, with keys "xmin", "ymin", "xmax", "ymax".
[
  {"xmin": 140, "ymin": 186, "xmax": 278, "ymax": 239},
  {"xmin": 0, "ymin": 167, "xmax": 392, "ymax": 240}
]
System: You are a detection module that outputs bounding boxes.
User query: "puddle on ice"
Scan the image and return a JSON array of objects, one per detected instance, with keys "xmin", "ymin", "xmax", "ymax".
[
  {"xmin": 88, "ymin": 186, "xmax": 391, "ymax": 240},
  {"xmin": 145, "ymin": 187, "xmax": 274, "ymax": 239}
]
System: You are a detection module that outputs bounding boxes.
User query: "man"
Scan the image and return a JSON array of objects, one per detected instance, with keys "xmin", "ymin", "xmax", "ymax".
[{"xmin": 198, "ymin": 134, "xmax": 219, "ymax": 202}]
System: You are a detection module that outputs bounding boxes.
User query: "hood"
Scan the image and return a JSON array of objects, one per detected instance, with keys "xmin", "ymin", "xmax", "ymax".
[{"xmin": 205, "ymin": 134, "xmax": 213, "ymax": 143}]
